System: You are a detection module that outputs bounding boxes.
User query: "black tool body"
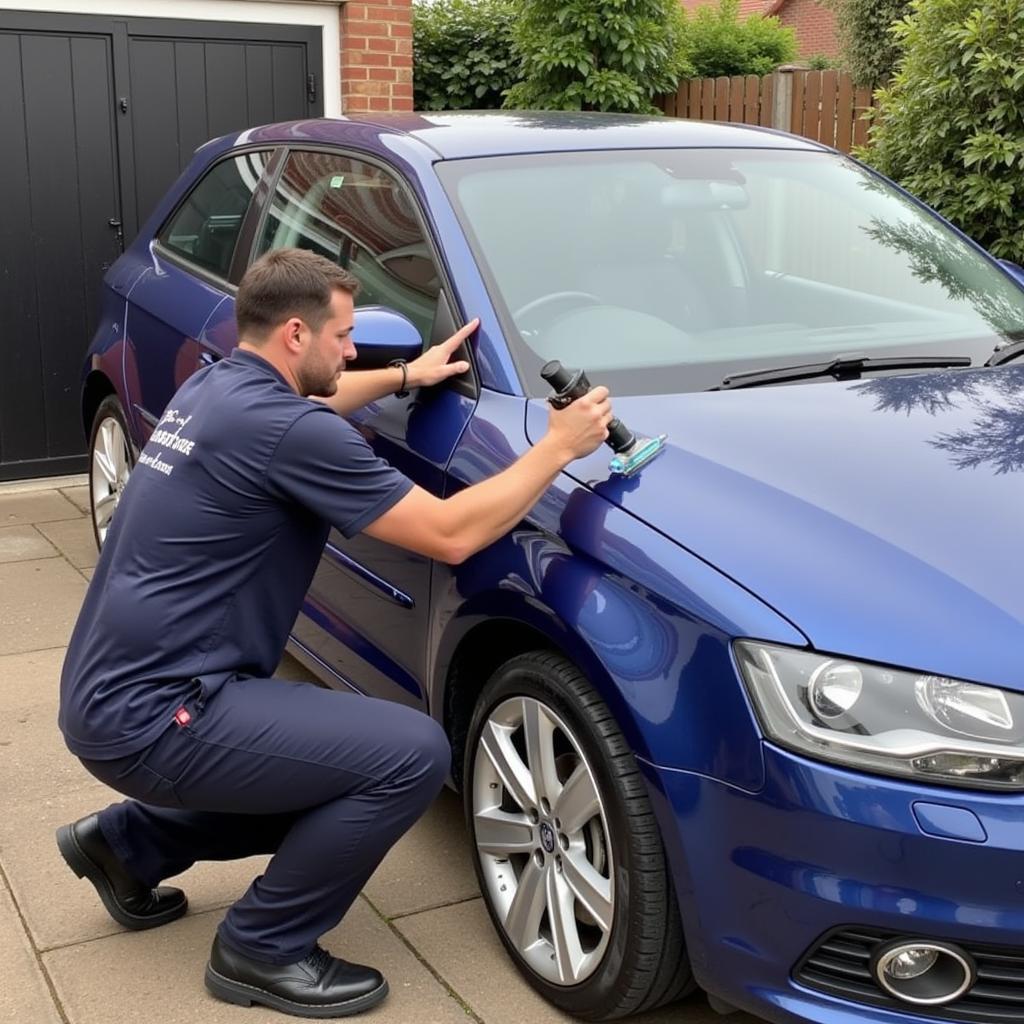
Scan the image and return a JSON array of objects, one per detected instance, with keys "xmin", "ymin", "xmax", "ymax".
[{"xmin": 540, "ymin": 360, "xmax": 635, "ymax": 452}]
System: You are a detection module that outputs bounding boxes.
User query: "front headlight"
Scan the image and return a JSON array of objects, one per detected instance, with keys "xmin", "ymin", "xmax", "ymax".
[{"xmin": 735, "ymin": 642, "xmax": 1024, "ymax": 790}]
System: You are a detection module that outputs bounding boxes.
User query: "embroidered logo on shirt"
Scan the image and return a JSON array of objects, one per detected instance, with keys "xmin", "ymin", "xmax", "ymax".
[{"xmin": 140, "ymin": 408, "xmax": 198, "ymax": 477}]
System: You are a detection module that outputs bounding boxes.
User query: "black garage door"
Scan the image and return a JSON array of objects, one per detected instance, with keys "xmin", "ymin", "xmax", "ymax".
[{"xmin": 0, "ymin": 10, "xmax": 323, "ymax": 480}]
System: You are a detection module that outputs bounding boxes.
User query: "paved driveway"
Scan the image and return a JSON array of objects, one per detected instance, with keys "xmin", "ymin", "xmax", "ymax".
[{"xmin": 0, "ymin": 477, "xmax": 760, "ymax": 1024}]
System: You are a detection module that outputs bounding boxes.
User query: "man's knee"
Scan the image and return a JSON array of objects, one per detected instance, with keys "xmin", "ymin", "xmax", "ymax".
[
  {"xmin": 388, "ymin": 706, "xmax": 451, "ymax": 791},
  {"xmin": 411, "ymin": 712, "xmax": 452, "ymax": 786},
  {"xmin": 423, "ymin": 715, "xmax": 452, "ymax": 784}
]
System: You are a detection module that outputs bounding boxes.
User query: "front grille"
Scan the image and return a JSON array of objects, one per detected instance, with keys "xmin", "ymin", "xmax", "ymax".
[{"xmin": 795, "ymin": 927, "xmax": 1024, "ymax": 1022}]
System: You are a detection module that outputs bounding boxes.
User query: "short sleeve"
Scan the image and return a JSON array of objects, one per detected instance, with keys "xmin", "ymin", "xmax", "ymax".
[{"xmin": 267, "ymin": 408, "xmax": 414, "ymax": 538}]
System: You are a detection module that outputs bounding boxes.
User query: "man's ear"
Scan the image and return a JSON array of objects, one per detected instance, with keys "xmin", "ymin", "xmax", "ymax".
[{"xmin": 282, "ymin": 317, "xmax": 305, "ymax": 355}]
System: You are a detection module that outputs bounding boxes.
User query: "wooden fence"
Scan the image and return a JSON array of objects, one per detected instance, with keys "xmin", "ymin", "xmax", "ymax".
[{"xmin": 661, "ymin": 68, "xmax": 878, "ymax": 154}]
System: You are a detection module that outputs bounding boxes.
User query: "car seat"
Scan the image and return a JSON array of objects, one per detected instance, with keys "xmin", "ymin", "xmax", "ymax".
[{"xmin": 575, "ymin": 188, "xmax": 718, "ymax": 332}]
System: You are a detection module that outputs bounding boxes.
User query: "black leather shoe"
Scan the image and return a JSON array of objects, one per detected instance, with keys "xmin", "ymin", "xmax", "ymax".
[
  {"xmin": 205, "ymin": 935, "xmax": 389, "ymax": 1018},
  {"xmin": 55, "ymin": 814, "xmax": 187, "ymax": 930}
]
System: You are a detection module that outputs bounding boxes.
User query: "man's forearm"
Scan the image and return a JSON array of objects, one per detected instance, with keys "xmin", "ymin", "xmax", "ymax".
[
  {"xmin": 438, "ymin": 436, "xmax": 571, "ymax": 562},
  {"xmin": 362, "ymin": 384, "xmax": 610, "ymax": 564},
  {"xmin": 317, "ymin": 367, "xmax": 405, "ymax": 416}
]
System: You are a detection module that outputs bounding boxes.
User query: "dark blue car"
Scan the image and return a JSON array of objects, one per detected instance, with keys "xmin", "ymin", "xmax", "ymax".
[{"xmin": 82, "ymin": 112, "xmax": 1024, "ymax": 1024}]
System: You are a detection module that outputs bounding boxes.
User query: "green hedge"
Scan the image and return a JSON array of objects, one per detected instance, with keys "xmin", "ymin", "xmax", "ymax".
[
  {"xmin": 505, "ymin": 0, "xmax": 691, "ymax": 113},
  {"xmin": 413, "ymin": 0, "xmax": 519, "ymax": 110},
  {"xmin": 863, "ymin": 0, "xmax": 1024, "ymax": 262},
  {"xmin": 682, "ymin": 0, "xmax": 796, "ymax": 79},
  {"xmin": 412, "ymin": 0, "xmax": 796, "ymax": 115},
  {"xmin": 830, "ymin": 0, "xmax": 911, "ymax": 85}
]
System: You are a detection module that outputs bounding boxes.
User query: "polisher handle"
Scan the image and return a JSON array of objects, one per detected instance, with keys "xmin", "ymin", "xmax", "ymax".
[{"xmin": 541, "ymin": 360, "xmax": 635, "ymax": 454}]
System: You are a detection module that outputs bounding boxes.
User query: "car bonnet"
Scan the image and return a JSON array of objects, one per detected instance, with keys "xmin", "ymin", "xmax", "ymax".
[{"xmin": 526, "ymin": 365, "xmax": 1024, "ymax": 692}]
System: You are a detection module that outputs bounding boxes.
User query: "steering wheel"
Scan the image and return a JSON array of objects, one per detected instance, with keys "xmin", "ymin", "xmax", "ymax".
[{"xmin": 513, "ymin": 291, "xmax": 603, "ymax": 322}]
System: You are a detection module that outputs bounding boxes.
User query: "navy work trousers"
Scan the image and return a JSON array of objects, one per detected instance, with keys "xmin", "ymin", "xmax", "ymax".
[{"xmin": 79, "ymin": 677, "xmax": 450, "ymax": 965}]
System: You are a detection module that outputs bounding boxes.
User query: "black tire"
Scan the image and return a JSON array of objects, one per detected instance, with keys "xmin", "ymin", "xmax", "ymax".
[
  {"xmin": 464, "ymin": 651, "xmax": 694, "ymax": 1020},
  {"xmin": 88, "ymin": 395, "xmax": 135, "ymax": 551}
]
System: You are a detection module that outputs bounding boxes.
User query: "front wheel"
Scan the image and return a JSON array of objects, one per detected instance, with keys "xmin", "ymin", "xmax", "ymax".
[
  {"xmin": 88, "ymin": 395, "xmax": 135, "ymax": 550},
  {"xmin": 464, "ymin": 651, "xmax": 693, "ymax": 1020}
]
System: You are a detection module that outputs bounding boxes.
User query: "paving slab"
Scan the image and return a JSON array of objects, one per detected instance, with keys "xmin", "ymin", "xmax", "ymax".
[
  {"xmin": 0, "ymin": 558, "xmax": 88, "ymax": 656},
  {"xmin": 0, "ymin": 474, "xmax": 87, "ymax": 496},
  {"xmin": 0, "ymin": 648, "xmax": 98, "ymax": 805},
  {"xmin": 364, "ymin": 787, "xmax": 480, "ymax": 920},
  {"xmin": 0, "ymin": 524, "xmax": 59, "ymax": 564},
  {"xmin": 0, "ymin": 884, "xmax": 62, "ymax": 1023},
  {"xmin": 35, "ymin": 517, "xmax": 98, "ymax": 570},
  {"xmin": 0, "ymin": 490, "xmax": 83, "ymax": 527},
  {"xmin": 396, "ymin": 898, "xmax": 757, "ymax": 1024},
  {"xmin": 43, "ymin": 898, "xmax": 468, "ymax": 1024},
  {"xmin": 0, "ymin": 645, "xmax": 67, "ymax": 708},
  {"xmin": 276, "ymin": 652, "xmax": 315, "ymax": 682},
  {"xmin": 59, "ymin": 485, "xmax": 92, "ymax": 514},
  {"xmin": 0, "ymin": 785, "xmax": 272, "ymax": 951}
]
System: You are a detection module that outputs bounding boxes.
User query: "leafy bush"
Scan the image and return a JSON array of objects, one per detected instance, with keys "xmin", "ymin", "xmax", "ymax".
[
  {"xmin": 830, "ymin": 0, "xmax": 911, "ymax": 85},
  {"xmin": 505, "ymin": 0, "xmax": 692, "ymax": 113},
  {"xmin": 413, "ymin": 0, "xmax": 519, "ymax": 110},
  {"xmin": 806, "ymin": 52, "xmax": 843, "ymax": 70},
  {"xmin": 863, "ymin": 0, "xmax": 1024, "ymax": 262},
  {"xmin": 682, "ymin": 0, "xmax": 796, "ymax": 78}
]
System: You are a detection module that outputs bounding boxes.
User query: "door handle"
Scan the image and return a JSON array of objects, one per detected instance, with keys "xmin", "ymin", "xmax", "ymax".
[{"xmin": 108, "ymin": 217, "xmax": 125, "ymax": 253}]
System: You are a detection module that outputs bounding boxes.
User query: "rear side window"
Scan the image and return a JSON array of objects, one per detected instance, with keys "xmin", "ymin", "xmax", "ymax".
[{"xmin": 159, "ymin": 151, "xmax": 272, "ymax": 280}]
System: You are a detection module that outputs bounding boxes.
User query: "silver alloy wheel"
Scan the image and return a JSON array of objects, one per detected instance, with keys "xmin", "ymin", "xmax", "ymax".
[
  {"xmin": 91, "ymin": 414, "xmax": 132, "ymax": 545},
  {"xmin": 472, "ymin": 696, "xmax": 614, "ymax": 986}
]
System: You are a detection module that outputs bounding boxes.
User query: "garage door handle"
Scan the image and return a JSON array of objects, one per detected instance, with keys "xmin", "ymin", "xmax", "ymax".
[{"xmin": 108, "ymin": 217, "xmax": 124, "ymax": 253}]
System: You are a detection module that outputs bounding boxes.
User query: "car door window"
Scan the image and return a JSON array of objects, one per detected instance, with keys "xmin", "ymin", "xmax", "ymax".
[
  {"xmin": 159, "ymin": 151, "xmax": 272, "ymax": 280},
  {"xmin": 256, "ymin": 151, "xmax": 440, "ymax": 344}
]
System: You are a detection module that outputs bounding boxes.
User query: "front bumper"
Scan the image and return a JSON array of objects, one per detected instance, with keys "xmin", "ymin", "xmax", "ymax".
[{"xmin": 640, "ymin": 744, "xmax": 1024, "ymax": 1024}]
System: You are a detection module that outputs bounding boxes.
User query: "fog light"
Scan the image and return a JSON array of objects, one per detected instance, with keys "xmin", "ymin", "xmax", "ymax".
[
  {"xmin": 887, "ymin": 947, "xmax": 938, "ymax": 979},
  {"xmin": 873, "ymin": 940, "xmax": 974, "ymax": 1005}
]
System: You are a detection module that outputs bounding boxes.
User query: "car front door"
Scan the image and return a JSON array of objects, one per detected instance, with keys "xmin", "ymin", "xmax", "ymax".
[{"xmin": 254, "ymin": 148, "xmax": 476, "ymax": 711}]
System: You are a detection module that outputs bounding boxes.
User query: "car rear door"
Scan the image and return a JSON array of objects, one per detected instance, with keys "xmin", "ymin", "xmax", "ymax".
[{"xmin": 122, "ymin": 149, "xmax": 275, "ymax": 439}]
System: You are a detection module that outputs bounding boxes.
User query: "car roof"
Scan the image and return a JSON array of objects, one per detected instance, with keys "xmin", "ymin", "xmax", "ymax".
[{"xmin": 241, "ymin": 110, "xmax": 828, "ymax": 160}]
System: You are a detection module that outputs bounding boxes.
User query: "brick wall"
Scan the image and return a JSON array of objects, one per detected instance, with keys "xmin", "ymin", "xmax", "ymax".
[
  {"xmin": 776, "ymin": 0, "xmax": 839, "ymax": 57},
  {"xmin": 340, "ymin": 0, "xmax": 414, "ymax": 113}
]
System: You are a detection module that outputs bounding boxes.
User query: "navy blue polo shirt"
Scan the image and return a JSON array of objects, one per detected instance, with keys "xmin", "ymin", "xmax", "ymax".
[{"xmin": 59, "ymin": 349, "xmax": 413, "ymax": 759}]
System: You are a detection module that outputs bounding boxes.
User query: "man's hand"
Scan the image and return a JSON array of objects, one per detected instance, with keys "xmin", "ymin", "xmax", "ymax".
[
  {"xmin": 545, "ymin": 386, "xmax": 613, "ymax": 463},
  {"xmin": 405, "ymin": 318, "xmax": 478, "ymax": 388}
]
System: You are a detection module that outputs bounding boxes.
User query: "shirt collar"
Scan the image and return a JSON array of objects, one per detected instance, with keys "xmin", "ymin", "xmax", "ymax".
[{"xmin": 229, "ymin": 347, "xmax": 294, "ymax": 391}]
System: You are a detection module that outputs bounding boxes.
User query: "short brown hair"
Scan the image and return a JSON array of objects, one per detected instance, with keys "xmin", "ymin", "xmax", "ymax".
[{"xmin": 236, "ymin": 248, "xmax": 360, "ymax": 340}]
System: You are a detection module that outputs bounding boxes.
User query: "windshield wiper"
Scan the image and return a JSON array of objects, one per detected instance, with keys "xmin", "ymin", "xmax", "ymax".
[
  {"xmin": 718, "ymin": 353, "xmax": 972, "ymax": 390},
  {"xmin": 986, "ymin": 339, "xmax": 1024, "ymax": 367}
]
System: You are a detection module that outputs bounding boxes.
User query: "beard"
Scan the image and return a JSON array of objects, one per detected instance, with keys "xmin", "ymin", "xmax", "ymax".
[{"xmin": 298, "ymin": 353, "xmax": 343, "ymax": 398}]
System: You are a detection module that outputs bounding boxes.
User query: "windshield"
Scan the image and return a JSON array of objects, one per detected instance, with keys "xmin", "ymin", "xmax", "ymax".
[{"xmin": 437, "ymin": 149, "xmax": 1024, "ymax": 396}]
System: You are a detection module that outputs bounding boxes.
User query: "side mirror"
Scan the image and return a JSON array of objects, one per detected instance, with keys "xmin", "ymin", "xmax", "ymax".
[
  {"xmin": 350, "ymin": 307, "xmax": 422, "ymax": 370},
  {"xmin": 997, "ymin": 259, "xmax": 1024, "ymax": 288}
]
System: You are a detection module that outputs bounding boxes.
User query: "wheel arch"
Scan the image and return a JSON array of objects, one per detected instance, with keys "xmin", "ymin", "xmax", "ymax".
[
  {"xmin": 82, "ymin": 370, "xmax": 118, "ymax": 439},
  {"xmin": 435, "ymin": 593, "xmax": 651, "ymax": 791}
]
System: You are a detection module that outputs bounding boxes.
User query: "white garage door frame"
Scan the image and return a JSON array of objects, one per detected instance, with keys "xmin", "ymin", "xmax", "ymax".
[{"xmin": 0, "ymin": 0, "xmax": 341, "ymax": 116}]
